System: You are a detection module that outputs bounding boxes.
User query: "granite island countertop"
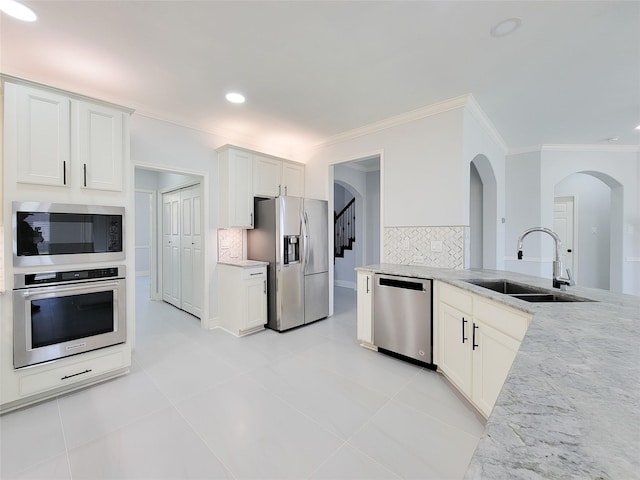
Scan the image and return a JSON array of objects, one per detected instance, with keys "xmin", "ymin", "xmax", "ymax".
[{"xmin": 356, "ymin": 264, "xmax": 640, "ymax": 479}]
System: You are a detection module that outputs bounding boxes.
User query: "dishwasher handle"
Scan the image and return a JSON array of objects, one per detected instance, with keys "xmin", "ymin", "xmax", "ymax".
[{"xmin": 378, "ymin": 276, "xmax": 425, "ymax": 291}]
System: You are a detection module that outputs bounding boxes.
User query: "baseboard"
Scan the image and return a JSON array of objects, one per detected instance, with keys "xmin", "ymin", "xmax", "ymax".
[{"xmin": 335, "ymin": 280, "xmax": 356, "ymax": 290}]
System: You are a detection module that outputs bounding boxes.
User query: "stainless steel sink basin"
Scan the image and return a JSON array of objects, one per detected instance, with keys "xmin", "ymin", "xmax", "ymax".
[
  {"xmin": 465, "ymin": 279, "xmax": 594, "ymax": 303},
  {"xmin": 465, "ymin": 280, "xmax": 545, "ymax": 295}
]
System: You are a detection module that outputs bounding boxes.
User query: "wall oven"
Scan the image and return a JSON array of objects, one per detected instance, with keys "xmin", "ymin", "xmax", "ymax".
[
  {"xmin": 13, "ymin": 202, "xmax": 124, "ymax": 267},
  {"xmin": 13, "ymin": 266, "xmax": 126, "ymax": 368}
]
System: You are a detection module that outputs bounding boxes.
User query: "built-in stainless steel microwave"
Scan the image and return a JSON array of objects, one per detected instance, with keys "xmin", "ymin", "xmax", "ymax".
[{"xmin": 13, "ymin": 202, "xmax": 125, "ymax": 267}]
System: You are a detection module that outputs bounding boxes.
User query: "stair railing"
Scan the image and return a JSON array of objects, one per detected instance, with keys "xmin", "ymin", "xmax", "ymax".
[{"xmin": 334, "ymin": 198, "xmax": 355, "ymax": 258}]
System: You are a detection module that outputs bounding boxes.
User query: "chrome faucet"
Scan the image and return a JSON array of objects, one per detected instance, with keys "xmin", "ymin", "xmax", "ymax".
[{"xmin": 517, "ymin": 227, "xmax": 575, "ymax": 290}]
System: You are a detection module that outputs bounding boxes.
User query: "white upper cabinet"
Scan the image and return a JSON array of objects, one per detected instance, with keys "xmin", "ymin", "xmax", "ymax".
[
  {"xmin": 281, "ymin": 161, "xmax": 305, "ymax": 197},
  {"xmin": 10, "ymin": 83, "xmax": 71, "ymax": 187},
  {"xmin": 253, "ymin": 155, "xmax": 282, "ymax": 197},
  {"xmin": 4, "ymin": 79, "xmax": 131, "ymax": 192},
  {"xmin": 218, "ymin": 147, "xmax": 254, "ymax": 228},
  {"xmin": 73, "ymin": 100, "xmax": 125, "ymax": 191},
  {"xmin": 252, "ymin": 154, "xmax": 305, "ymax": 198}
]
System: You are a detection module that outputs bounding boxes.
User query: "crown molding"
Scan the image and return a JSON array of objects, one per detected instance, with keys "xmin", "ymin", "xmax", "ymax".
[
  {"xmin": 507, "ymin": 145, "xmax": 544, "ymax": 156},
  {"xmin": 465, "ymin": 95, "xmax": 509, "ymax": 154},
  {"xmin": 315, "ymin": 94, "xmax": 471, "ymax": 148},
  {"xmin": 541, "ymin": 144, "xmax": 640, "ymax": 153}
]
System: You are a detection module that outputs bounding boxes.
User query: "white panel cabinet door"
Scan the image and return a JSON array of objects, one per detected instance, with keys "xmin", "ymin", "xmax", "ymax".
[
  {"xmin": 74, "ymin": 100, "xmax": 124, "ymax": 191},
  {"xmin": 282, "ymin": 161, "xmax": 305, "ymax": 197},
  {"xmin": 180, "ymin": 185, "xmax": 203, "ymax": 318},
  {"xmin": 245, "ymin": 276, "xmax": 267, "ymax": 331},
  {"xmin": 218, "ymin": 148, "xmax": 254, "ymax": 228},
  {"xmin": 11, "ymin": 83, "xmax": 71, "ymax": 187},
  {"xmin": 471, "ymin": 320, "xmax": 521, "ymax": 417},
  {"xmin": 253, "ymin": 155, "xmax": 282, "ymax": 197},
  {"xmin": 438, "ymin": 303, "xmax": 473, "ymax": 397},
  {"xmin": 162, "ymin": 191, "xmax": 181, "ymax": 308},
  {"xmin": 356, "ymin": 272, "xmax": 373, "ymax": 345}
]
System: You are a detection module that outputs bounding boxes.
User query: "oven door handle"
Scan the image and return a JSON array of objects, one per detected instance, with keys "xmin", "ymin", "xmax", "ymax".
[{"xmin": 18, "ymin": 280, "xmax": 123, "ymax": 297}]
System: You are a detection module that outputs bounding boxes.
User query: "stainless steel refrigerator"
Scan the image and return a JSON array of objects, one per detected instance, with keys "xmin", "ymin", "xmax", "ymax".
[{"xmin": 247, "ymin": 196, "xmax": 329, "ymax": 331}]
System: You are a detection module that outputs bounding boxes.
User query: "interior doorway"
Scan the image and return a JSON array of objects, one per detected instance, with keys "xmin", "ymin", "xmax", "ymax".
[
  {"xmin": 469, "ymin": 154, "xmax": 498, "ymax": 269},
  {"xmin": 331, "ymin": 155, "xmax": 381, "ymax": 290},
  {"xmin": 134, "ymin": 167, "xmax": 205, "ymax": 322},
  {"xmin": 554, "ymin": 172, "xmax": 614, "ymax": 290}
]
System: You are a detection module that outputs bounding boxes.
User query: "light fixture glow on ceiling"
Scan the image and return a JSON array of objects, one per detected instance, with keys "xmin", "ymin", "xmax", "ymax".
[
  {"xmin": 490, "ymin": 17, "xmax": 522, "ymax": 37},
  {"xmin": 635, "ymin": 124, "xmax": 640, "ymax": 130},
  {"xmin": 226, "ymin": 92, "xmax": 245, "ymax": 104},
  {"xmin": 0, "ymin": 0, "xmax": 37, "ymax": 22}
]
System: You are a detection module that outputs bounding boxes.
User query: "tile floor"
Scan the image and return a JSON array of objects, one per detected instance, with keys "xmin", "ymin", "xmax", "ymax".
[{"xmin": 0, "ymin": 277, "xmax": 485, "ymax": 479}]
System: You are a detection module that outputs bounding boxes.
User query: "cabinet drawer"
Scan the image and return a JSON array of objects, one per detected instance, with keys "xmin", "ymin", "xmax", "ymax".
[
  {"xmin": 20, "ymin": 350, "xmax": 126, "ymax": 397},
  {"xmin": 438, "ymin": 282, "xmax": 473, "ymax": 314},
  {"xmin": 474, "ymin": 299, "xmax": 530, "ymax": 341},
  {"xmin": 242, "ymin": 267, "xmax": 266, "ymax": 280}
]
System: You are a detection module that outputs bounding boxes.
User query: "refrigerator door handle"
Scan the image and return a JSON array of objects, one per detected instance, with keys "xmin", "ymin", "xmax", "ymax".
[{"xmin": 302, "ymin": 211, "xmax": 310, "ymax": 274}]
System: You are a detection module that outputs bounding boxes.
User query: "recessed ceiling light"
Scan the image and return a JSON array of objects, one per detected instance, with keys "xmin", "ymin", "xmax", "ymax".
[
  {"xmin": 490, "ymin": 17, "xmax": 522, "ymax": 37},
  {"xmin": 0, "ymin": 0, "xmax": 37, "ymax": 22},
  {"xmin": 635, "ymin": 124, "xmax": 640, "ymax": 130},
  {"xmin": 225, "ymin": 92, "xmax": 245, "ymax": 104}
]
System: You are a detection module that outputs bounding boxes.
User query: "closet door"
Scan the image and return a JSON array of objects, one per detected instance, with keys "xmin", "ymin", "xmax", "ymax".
[
  {"xmin": 180, "ymin": 185, "xmax": 203, "ymax": 318},
  {"xmin": 162, "ymin": 191, "xmax": 181, "ymax": 307}
]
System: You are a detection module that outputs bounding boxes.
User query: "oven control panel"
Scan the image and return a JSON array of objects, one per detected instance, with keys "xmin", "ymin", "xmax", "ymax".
[{"xmin": 14, "ymin": 266, "xmax": 125, "ymax": 289}]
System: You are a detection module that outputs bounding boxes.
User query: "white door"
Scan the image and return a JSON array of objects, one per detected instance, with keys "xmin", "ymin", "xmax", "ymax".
[
  {"xmin": 554, "ymin": 196, "xmax": 576, "ymax": 281},
  {"xmin": 162, "ymin": 191, "xmax": 181, "ymax": 307},
  {"xmin": 180, "ymin": 185, "xmax": 203, "ymax": 318}
]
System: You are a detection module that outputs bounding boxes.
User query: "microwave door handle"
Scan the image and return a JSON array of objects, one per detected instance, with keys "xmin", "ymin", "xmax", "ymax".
[{"xmin": 21, "ymin": 281, "xmax": 122, "ymax": 297}]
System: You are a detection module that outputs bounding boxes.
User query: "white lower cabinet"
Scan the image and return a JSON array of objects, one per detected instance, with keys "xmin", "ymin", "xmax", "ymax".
[
  {"xmin": 356, "ymin": 271, "xmax": 374, "ymax": 346},
  {"xmin": 436, "ymin": 281, "xmax": 531, "ymax": 417},
  {"xmin": 218, "ymin": 264, "xmax": 267, "ymax": 336},
  {"xmin": 438, "ymin": 302, "xmax": 472, "ymax": 396}
]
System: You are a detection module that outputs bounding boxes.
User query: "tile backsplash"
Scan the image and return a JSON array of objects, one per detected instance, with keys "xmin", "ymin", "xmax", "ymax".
[
  {"xmin": 383, "ymin": 226, "xmax": 470, "ymax": 269},
  {"xmin": 217, "ymin": 228, "xmax": 244, "ymax": 262}
]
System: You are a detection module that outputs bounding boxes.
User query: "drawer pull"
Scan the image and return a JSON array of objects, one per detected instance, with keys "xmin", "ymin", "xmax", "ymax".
[
  {"xmin": 250, "ymin": 272, "xmax": 262, "ymax": 276},
  {"xmin": 61, "ymin": 369, "xmax": 92, "ymax": 381},
  {"xmin": 462, "ymin": 317, "xmax": 468, "ymax": 343},
  {"xmin": 472, "ymin": 324, "xmax": 479, "ymax": 350}
]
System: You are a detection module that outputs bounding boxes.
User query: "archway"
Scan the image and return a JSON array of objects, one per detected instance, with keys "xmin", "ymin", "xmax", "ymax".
[
  {"xmin": 333, "ymin": 177, "xmax": 364, "ymax": 289},
  {"xmin": 554, "ymin": 170, "xmax": 623, "ymax": 291},
  {"xmin": 469, "ymin": 154, "xmax": 498, "ymax": 269}
]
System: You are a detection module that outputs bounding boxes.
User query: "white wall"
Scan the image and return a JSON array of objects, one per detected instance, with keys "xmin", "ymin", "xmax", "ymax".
[
  {"xmin": 130, "ymin": 114, "xmax": 222, "ymax": 327},
  {"xmin": 555, "ymin": 173, "xmax": 611, "ymax": 289},
  {"xmin": 463, "ymin": 106, "xmax": 506, "ymax": 269},
  {"xmin": 365, "ymin": 170, "xmax": 381, "ymax": 264},
  {"xmin": 505, "ymin": 147, "xmax": 639, "ymax": 295},
  {"xmin": 300, "ymin": 108, "xmax": 466, "ymax": 227},
  {"xmin": 469, "ymin": 162, "xmax": 483, "ymax": 269}
]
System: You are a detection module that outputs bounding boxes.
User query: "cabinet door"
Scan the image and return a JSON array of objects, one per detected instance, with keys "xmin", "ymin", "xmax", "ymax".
[
  {"xmin": 11, "ymin": 83, "xmax": 70, "ymax": 187},
  {"xmin": 253, "ymin": 155, "xmax": 282, "ymax": 197},
  {"xmin": 74, "ymin": 101, "xmax": 124, "ymax": 191},
  {"xmin": 180, "ymin": 185, "xmax": 203, "ymax": 318},
  {"xmin": 162, "ymin": 191, "xmax": 181, "ymax": 308},
  {"xmin": 438, "ymin": 303, "xmax": 472, "ymax": 396},
  {"xmin": 471, "ymin": 320, "xmax": 521, "ymax": 417},
  {"xmin": 282, "ymin": 162, "xmax": 305, "ymax": 197},
  {"xmin": 228, "ymin": 150, "xmax": 254, "ymax": 228},
  {"xmin": 245, "ymin": 277, "xmax": 267, "ymax": 331},
  {"xmin": 356, "ymin": 272, "xmax": 373, "ymax": 344}
]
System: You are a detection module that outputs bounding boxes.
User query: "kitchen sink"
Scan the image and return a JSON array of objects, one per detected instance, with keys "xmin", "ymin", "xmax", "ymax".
[{"xmin": 465, "ymin": 279, "xmax": 594, "ymax": 303}]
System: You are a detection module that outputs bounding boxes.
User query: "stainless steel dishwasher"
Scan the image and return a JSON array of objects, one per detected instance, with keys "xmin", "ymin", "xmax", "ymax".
[{"xmin": 373, "ymin": 274, "xmax": 434, "ymax": 367}]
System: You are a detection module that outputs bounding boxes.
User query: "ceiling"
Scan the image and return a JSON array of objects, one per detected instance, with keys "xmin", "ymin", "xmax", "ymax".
[{"xmin": 1, "ymin": 1, "xmax": 639, "ymax": 155}]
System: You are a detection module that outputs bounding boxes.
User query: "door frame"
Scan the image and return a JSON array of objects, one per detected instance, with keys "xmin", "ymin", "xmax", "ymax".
[
  {"xmin": 134, "ymin": 163, "xmax": 210, "ymax": 328},
  {"xmin": 554, "ymin": 194, "xmax": 579, "ymax": 282}
]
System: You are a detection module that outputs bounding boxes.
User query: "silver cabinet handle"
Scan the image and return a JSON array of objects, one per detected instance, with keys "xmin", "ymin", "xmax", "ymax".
[
  {"xmin": 83, "ymin": 163, "xmax": 87, "ymax": 187},
  {"xmin": 263, "ymin": 280, "xmax": 266, "ymax": 294},
  {"xmin": 250, "ymin": 212, "xmax": 253, "ymax": 227},
  {"xmin": 284, "ymin": 185, "xmax": 288, "ymax": 195},
  {"xmin": 366, "ymin": 275, "xmax": 370, "ymax": 293},
  {"xmin": 278, "ymin": 184, "xmax": 281, "ymax": 196}
]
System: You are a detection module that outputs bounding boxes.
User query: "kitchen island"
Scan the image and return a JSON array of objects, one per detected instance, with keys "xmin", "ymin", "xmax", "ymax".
[{"xmin": 356, "ymin": 264, "xmax": 640, "ymax": 479}]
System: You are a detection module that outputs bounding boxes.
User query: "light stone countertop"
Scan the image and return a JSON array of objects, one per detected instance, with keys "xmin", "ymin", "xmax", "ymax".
[
  {"xmin": 356, "ymin": 264, "xmax": 640, "ymax": 479},
  {"xmin": 218, "ymin": 259, "xmax": 268, "ymax": 268}
]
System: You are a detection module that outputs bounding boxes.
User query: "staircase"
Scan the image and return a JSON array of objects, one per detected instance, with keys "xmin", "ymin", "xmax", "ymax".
[{"xmin": 334, "ymin": 198, "xmax": 355, "ymax": 258}]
